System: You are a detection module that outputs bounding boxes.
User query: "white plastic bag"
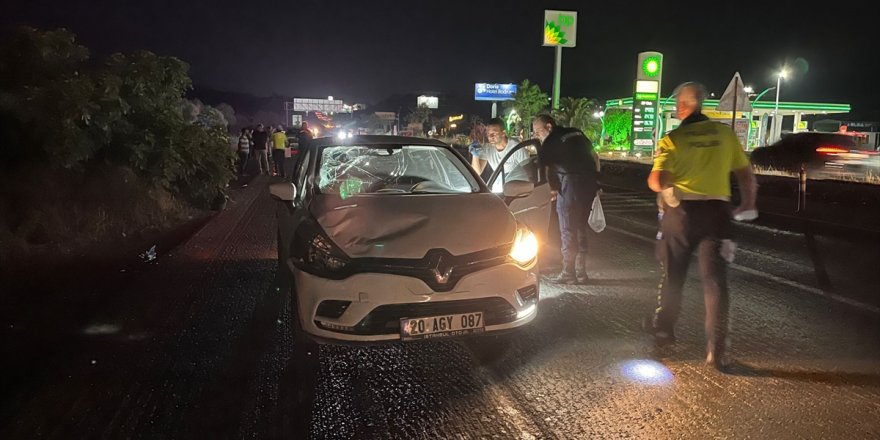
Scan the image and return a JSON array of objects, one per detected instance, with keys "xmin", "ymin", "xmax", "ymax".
[{"xmin": 588, "ymin": 195, "xmax": 606, "ymax": 233}]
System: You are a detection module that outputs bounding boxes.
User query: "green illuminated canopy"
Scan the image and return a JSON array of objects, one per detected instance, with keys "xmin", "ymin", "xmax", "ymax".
[{"xmin": 606, "ymin": 97, "xmax": 850, "ymax": 113}]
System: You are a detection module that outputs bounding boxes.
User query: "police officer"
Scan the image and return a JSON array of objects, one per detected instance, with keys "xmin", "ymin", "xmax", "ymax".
[
  {"xmin": 532, "ymin": 115, "xmax": 601, "ymax": 284},
  {"xmin": 644, "ymin": 82, "xmax": 758, "ymax": 370}
]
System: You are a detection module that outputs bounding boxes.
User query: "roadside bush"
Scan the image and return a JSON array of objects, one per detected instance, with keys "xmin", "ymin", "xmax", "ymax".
[
  {"xmin": 603, "ymin": 108, "xmax": 632, "ymax": 150},
  {"xmin": 0, "ymin": 27, "xmax": 234, "ymax": 252}
]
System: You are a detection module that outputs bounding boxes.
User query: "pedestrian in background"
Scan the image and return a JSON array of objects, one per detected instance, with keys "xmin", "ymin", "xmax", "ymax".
[
  {"xmin": 532, "ymin": 114, "xmax": 601, "ymax": 284},
  {"xmin": 272, "ymin": 125, "xmax": 288, "ymax": 177},
  {"xmin": 297, "ymin": 122, "xmax": 313, "ymax": 150},
  {"xmin": 236, "ymin": 127, "xmax": 251, "ymax": 177},
  {"xmin": 251, "ymin": 123, "xmax": 270, "ymax": 175},
  {"xmin": 644, "ymin": 82, "xmax": 758, "ymax": 370}
]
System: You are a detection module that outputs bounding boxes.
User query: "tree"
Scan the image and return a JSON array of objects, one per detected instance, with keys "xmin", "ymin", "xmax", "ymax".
[
  {"xmin": 406, "ymin": 104, "xmax": 432, "ymax": 126},
  {"xmin": 183, "ymin": 99, "xmax": 230, "ymax": 129},
  {"xmin": 552, "ymin": 97, "xmax": 607, "ymax": 145},
  {"xmin": 405, "ymin": 104, "xmax": 434, "ymax": 136},
  {"xmin": 0, "ymin": 27, "xmax": 234, "ymax": 209},
  {"xmin": 603, "ymin": 108, "xmax": 632, "ymax": 149},
  {"xmin": 0, "ymin": 27, "xmax": 101, "ymax": 169},
  {"xmin": 215, "ymin": 103, "xmax": 236, "ymax": 128},
  {"xmin": 512, "ymin": 79, "xmax": 549, "ymax": 138}
]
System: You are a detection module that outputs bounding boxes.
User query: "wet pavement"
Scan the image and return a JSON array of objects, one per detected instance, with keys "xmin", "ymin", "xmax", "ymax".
[{"xmin": 1, "ymin": 176, "xmax": 879, "ymax": 439}]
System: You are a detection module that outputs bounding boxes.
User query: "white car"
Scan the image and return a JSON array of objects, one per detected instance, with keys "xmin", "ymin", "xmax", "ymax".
[{"xmin": 270, "ymin": 135, "xmax": 552, "ymax": 343}]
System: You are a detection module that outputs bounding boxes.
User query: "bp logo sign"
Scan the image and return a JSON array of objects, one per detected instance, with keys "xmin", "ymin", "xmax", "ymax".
[
  {"xmin": 642, "ymin": 56, "xmax": 661, "ymax": 77},
  {"xmin": 543, "ymin": 10, "xmax": 577, "ymax": 48}
]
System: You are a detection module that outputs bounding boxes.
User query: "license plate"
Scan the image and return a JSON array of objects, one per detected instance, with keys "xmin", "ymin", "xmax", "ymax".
[{"xmin": 400, "ymin": 312, "xmax": 484, "ymax": 341}]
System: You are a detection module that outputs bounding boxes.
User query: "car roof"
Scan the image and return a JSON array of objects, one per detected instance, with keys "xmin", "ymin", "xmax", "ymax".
[{"xmin": 309, "ymin": 135, "xmax": 450, "ymax": 149}]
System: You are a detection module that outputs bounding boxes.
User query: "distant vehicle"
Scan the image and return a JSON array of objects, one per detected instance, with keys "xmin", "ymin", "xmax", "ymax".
[
  {"xmin": 269, "ymin": 135, "xmax": 549, "ymax": 344},
  {"xmin": 750, "ymin": 132, "xmax": 880, "ymax": 174}
]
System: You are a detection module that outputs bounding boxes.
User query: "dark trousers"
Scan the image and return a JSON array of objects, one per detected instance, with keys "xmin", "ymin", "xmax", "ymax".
[
  {"xmin": 238, "ymin": 151, "xmax": 250, "ymax": 176},
  {"xmin": 653, "ymin": 200, "xmax": 732, "ymax": 355},
  {"xmin": 272, "ymin": 149, "xmax": 286, "ymax": 177},
  {"xmin": 556, "ymin": 174, "xmax": 598, "ymax": 273}
]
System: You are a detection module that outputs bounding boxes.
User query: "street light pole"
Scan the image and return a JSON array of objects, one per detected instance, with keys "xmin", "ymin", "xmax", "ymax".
[
  {"xmin": 751, "ymin": 86, "xmax": 776, "ymax": 147},
  {"xmin": 772, "ymin": 70, "xmax": 787, "ymax": 143},
  {"xmin": 552, "ymin": 46, "xmax": 562, "ymax": 110},
  {"xmin": 753, "ymin": 86, "xmax": 775, "ymax": 103}
]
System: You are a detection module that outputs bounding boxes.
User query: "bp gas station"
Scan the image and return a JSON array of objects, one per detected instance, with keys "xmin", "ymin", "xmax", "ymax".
[
  {"xmin": 603, "ymin": 51, "xmax": 852, "ymax": 153},
  {"xmin": 605, "ymin": 94, "xmax": 852, "ymax": 152},
  {"xmin": 533, "ymin": 13, "xmax": 853, "ymax": 155}
]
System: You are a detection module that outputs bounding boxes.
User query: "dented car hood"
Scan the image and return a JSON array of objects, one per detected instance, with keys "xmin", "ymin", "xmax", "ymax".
[{"xmin": 311, "ymin": 193, "xmax": 516, "ymax": 259}]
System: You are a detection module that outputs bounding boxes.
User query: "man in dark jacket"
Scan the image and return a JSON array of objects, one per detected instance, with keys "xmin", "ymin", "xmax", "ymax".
[
  {"xmin": 532, "ymin": 115, "xmax": 601, "ymax": 284},
  {"xmin": 297, "ymin": 121, "xmax": 314, "ymax": 149},
  {"xmin": 251, "ymin": 124, "xmax": 270, "ymax": 175}
]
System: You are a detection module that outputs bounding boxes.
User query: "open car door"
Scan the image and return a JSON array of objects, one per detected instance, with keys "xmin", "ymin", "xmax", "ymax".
[{"xmin": 486, "ymin": 140, "xmax": 552, "ymax": 248}]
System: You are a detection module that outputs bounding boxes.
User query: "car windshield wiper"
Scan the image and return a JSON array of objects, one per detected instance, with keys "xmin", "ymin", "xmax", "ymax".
[{"xmin": 409, "ymin": 189, "xmax": 462, "ymax": 194}]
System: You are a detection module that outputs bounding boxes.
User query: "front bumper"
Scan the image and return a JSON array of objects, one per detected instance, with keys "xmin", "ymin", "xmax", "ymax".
[{"xmin": 291, "ymin": 261, "xmax": 539, "ymax": 343}]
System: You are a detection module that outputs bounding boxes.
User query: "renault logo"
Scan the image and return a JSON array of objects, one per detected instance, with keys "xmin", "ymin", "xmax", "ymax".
[{"xmin": 430, "ymin": 254, "xmax": 454, "ymax": 285}]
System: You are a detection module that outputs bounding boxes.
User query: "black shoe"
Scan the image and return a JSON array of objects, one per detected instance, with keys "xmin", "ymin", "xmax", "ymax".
[
  {"xmin": 641, "ymin": 316, "xmax": 676, "ymax": 347},
  {"xmin": 551, "ymin": 271, "xmax": 577, "ymax": 284},
  {"xmin": 576, "ymin": 273, "xmax": 590, "ymax": 284}
]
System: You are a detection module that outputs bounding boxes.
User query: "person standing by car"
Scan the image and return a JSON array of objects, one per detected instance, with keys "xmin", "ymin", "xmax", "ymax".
[
  {"xmin": 471, "ymin": 118, "xmax": 529, "ymax": 192},
  {"xmin": 297, "ymin": 121, "xmax": 314, "ymax": 151},
  {"xmin": 236, "ymin": 127, "xmax": 252, "ymax": 177},
  {"xmin": 644, "ymin": 82, "xmax": 758, "ymax": 370},
  {"xmin": 251, "ymin": 124, "xmax": 270, "ymax": 175},
  {"xmin": 272, "ymin": 125, "xmax": 288, "ymax": 177},
  {"xmin": 531, "ymin": 114, "xmax": 601, "ymax": 284}
]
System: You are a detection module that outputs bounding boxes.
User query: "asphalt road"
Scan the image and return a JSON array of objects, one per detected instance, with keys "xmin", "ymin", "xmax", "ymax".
[{"xmin": 1, "ymin": 177, "xmax": 878, "ymax": 439}]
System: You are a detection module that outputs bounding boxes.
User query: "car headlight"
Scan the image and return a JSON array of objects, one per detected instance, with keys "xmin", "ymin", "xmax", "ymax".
[
  {"xmin": 291, "ymin": 219, "xmax": 351, "ymax": 278},
  {"xmin": 509, "ymin": 225, "xmax": 538, "ymax": 266}
]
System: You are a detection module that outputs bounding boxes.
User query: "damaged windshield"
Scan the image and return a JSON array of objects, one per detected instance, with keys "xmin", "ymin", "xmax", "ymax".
[{"xmin": 317, "ymin": 145, "xmax": 480, "ymax": 198}]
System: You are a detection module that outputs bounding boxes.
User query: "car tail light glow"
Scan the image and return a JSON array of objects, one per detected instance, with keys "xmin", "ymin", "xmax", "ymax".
[{"xmin": 816, "ymin": 145, "xmax": 849, "ymax": 154}]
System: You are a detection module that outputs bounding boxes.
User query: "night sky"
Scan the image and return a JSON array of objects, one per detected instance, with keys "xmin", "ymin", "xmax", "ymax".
[{"xmin": 4, "ymin": 0, "xmax": 879, "ymax": 118}]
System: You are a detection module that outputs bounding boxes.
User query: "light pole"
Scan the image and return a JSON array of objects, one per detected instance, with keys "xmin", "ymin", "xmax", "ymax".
[
  {"xmin": 772, "ymin": 69, "xmax": 787, "ymax": 143},
  {"xmin": 593, "ymin": 110, "xmax": 606, "ymax": 147},
  {"xmin": 752, "ymin": 86, "xmax": 775, "ymax": 103},
  {"xmin": 749, "ymin": 86, "xmax": 776, "ymax": 147}
]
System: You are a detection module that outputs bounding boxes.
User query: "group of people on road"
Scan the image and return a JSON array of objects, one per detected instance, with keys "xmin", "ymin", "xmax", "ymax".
[
  {"xmin": 234, "ymin": 81, "xmax": 756, "ymax": 370},
  {"xmin": 472, "ymin": 81, "xmax": 757, "ymax": 370},
  {"xmin": 235, "ymin": 122, "xmax": 313, "ymax": 178}
]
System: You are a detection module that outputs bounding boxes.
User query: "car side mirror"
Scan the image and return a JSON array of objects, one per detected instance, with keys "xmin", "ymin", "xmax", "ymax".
[
  {"xmin": 269, "ymin": 182, "xmax": 297, "ymax": 201},
  {"xmin": 502, "ymin": 180, "xmax": 534, "ymax": 198}
]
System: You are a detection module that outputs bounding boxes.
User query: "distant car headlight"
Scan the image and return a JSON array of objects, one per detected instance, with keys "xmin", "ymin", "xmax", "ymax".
[
  {"xmin": 509, "ymin": 225, "xmax": 538, "ymax": 267},
  {"xmin": 291, "ymin": 218, "xmax": 351, "ymax": 278}
]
